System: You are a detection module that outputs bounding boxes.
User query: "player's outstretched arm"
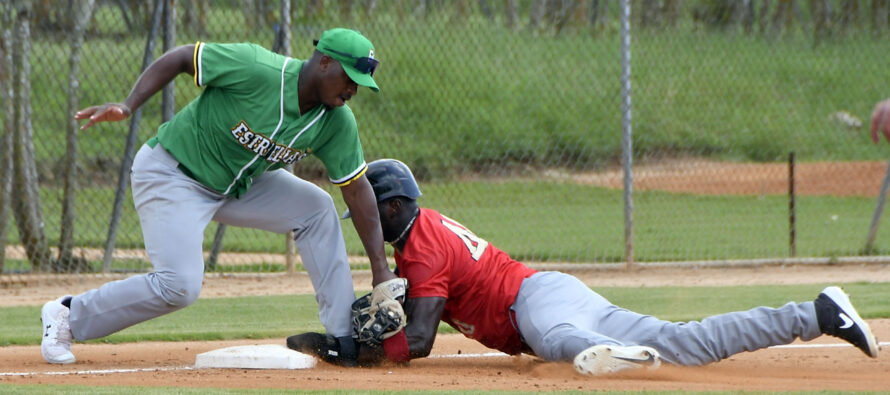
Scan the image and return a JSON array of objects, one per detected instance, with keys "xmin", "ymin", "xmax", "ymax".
[
  {"xmin": 340, "ymin": 174, "xmax": 396, "ymax": 286},
  {"xmin": 401, "ymin": 296, "xmax": 446, "ymax": 359},
  {"xmin": 75, "ymin": 44, "xmax": 196, "ymax": 130},
  {"xmin": 871, "ymin": 98, "xmax": 890, "ymax": 144}
]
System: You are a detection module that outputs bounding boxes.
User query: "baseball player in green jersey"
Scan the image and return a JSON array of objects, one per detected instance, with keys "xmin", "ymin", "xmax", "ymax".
[{"xmin": 40, "ymin": 28, "xmax": 403, "ymax": 367}]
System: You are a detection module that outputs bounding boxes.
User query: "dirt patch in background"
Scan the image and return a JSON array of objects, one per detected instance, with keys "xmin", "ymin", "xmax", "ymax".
[{"xmin": 571, "ymin": 159, "xmax": 887, "ymax": 196}]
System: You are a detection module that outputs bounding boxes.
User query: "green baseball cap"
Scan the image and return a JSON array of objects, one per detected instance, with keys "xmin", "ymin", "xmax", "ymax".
[{"xmin": 313, "ymin": 28, "xmax": 379, "ymax": 92}]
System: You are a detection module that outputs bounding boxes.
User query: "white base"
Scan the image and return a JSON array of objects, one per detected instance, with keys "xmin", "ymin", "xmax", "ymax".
[{"xmin": 194, "ymin": 345, "xmax": 317, "ymax": 370}]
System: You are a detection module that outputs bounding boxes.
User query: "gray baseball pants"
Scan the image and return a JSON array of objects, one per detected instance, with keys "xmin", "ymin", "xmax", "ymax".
[
  {"xmin": 511, "ymin": 271, "xmax": 822, "ymax": 365},
  {"xmin": 69, "ymin": 143, "xmax": 356, "ymax": 340}
]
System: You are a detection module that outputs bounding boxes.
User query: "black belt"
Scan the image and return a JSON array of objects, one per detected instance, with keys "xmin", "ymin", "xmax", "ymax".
[
  {"xmin": 148, "ymin": 138, "xmax": 198, "ymax": 182},
  {"xmin": 177, "ymin": 163, "xmax": 198, "ymax": 181}
]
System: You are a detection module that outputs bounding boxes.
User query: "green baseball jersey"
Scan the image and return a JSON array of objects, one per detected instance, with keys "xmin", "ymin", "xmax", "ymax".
[{"xmin": 153, "ymin": 42, "xmax": 366, "ymax": 198}]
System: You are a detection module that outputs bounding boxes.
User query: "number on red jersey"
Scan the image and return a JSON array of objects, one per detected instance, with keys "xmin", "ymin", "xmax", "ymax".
[{"xmin": 440, "ymin": 215, "xmax": 489, "ymax": 261}]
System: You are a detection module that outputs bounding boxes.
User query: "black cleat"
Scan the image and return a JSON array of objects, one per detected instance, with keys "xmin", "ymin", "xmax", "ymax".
[
  {"xmin": 286, "ymin": 332, "xmax": 358, "ymax": 367},
  {"xmin": 815, "ymin": 286, "xmax": 879, "ymax": 358}
]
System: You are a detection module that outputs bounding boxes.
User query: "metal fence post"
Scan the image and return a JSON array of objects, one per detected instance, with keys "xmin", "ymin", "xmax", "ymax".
[
  {"xmin": 279, "ymin": 0, "xmax": 296, "ymax": 275},
  {"xmin": 620, "ymin": 0, "xmax": 634, "ymax": 269},
  {"xmin": 161, "ymin": 0, "xmax": 176, "ymax": 122},
  {"xmin": 102, "ymin": 0, "xmax": 164, "ymax": 272},
  {"xmin": 789, "ymin": 151, "xmax": 796, "ymax": 257}
]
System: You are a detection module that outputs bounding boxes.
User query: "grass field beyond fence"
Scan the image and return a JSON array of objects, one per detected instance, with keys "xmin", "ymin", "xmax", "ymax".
[{"xmin": 0, "ymin": 179, "xmax": 886, "ymax": 273}]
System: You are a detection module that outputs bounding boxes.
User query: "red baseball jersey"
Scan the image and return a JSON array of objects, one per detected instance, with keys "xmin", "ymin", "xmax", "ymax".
[{"xmin": 395, "ymin": 208, "xmax": 537, "ymax": 355}]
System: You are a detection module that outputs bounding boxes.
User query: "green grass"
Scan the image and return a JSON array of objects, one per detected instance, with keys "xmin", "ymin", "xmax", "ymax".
[
  {"xmin": 3, "ymin": 179, "xmax": 889, "ymax": 273},
  {"xmin": 596, "ymin": 283, "xmax": 890, "ymax": 322},
  {"xmin": 344, "ymin": 181, "xmax": 890, "ymax": 262},
  {"xmin": 1, "ymin": 294, "xmax": 324, "ymax": 345},
  {"xmin": 4, "ymin": 283, "xmax": 889, "ymax": 346}
]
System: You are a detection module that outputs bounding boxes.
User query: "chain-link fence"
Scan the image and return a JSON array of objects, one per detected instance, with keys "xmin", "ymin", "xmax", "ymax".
[{"xmin": 3, "ymin": 0, "xmax": 890, "ymax": 282}]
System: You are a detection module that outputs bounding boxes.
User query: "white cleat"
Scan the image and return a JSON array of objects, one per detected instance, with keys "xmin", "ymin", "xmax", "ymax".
[
  {"xmin": 573, "ymin": 345, "xmax": 661, "ymax": 376},
  {"xmin": 41, "ymin": 296, "xmax": 76, "ymax": 364}
]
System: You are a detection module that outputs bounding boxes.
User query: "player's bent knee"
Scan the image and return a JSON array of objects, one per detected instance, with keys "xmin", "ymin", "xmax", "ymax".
[
  {"xmin": 300, "ymin": 184, "xmax": 336, "ymax": 210},
  {"xmin": 162, "ymin": 288, "xmax": 200, "ymax": 308},
  {"xmin": 318, "ymin": 194, "xmax": 338, "ymax": 215},
  {"xmin": 153, "ymin": 274, "xmax": 203, "ymax": 308}
]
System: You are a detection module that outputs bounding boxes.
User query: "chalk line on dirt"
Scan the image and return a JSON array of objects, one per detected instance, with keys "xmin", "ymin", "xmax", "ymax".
[{"xmin": 0, "ymin": 366, "xmax": 194, "ymax": 377}]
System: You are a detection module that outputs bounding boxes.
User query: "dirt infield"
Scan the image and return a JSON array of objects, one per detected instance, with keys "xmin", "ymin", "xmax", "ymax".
[
  {"xmin": 2, "ymin": 326, "xmax": 889, "ymax": 392},
  {"xmin": 3, "ymin": 263, "xmax": 890, "ymax": 392}
]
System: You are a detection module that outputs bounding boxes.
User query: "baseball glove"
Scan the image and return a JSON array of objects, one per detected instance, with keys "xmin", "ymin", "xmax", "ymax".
[
  {"xmin": 352, "ymin": 291, "xmax": 407, "ymax": 346},
  {"xmin": 370, "ymin": 277, "xmax": 408, "ymax": 324},
  {"xmin": 286, "ymin": 332, "xmax": 358, "ymax": 367}
]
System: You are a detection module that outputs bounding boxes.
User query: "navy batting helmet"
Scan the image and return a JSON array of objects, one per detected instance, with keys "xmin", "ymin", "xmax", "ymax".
[
  {"xmin": 342, "ymin": 159, "xmax": 421, "ymax": 219},
  {"xmin": 366, "ymin": 159, "xmax": 422, "ymax": 202}
]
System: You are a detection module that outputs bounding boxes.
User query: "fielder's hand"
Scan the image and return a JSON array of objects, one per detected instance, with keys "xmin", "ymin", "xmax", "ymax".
[
  {"xmin": 371, "ymin": 278, "xmax": 407, "ymax": 320},
  {"xmin": 371, "ymin": 277, "xmax": 407, "ymax": 304},
  {"xmin": 75, "ymin": 103, "xmax": 132, "ymax": 130},
  {"xmin": 871, "ymin": 98, "xmax": 890, "ymax": 144}
]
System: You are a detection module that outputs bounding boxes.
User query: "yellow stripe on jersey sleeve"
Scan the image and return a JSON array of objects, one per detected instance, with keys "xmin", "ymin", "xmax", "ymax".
[
  {"xmin": 333, "ymin": 165, "xmax": 368, "ymax": 187},
  {"xmin": 193, "ymin": 41, "xmax": 203, "ymax": 87}
]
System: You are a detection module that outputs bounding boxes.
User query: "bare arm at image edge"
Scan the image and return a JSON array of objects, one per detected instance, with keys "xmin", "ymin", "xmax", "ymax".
[{"xmin": 870, "ymin": 98, "xmax": 890, "ymax": 144}]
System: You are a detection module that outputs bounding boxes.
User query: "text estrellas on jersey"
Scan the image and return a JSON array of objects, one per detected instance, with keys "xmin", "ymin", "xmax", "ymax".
[{"xmin": 230, "ymin": 121, "xmax": 309, "ymax": 165}]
